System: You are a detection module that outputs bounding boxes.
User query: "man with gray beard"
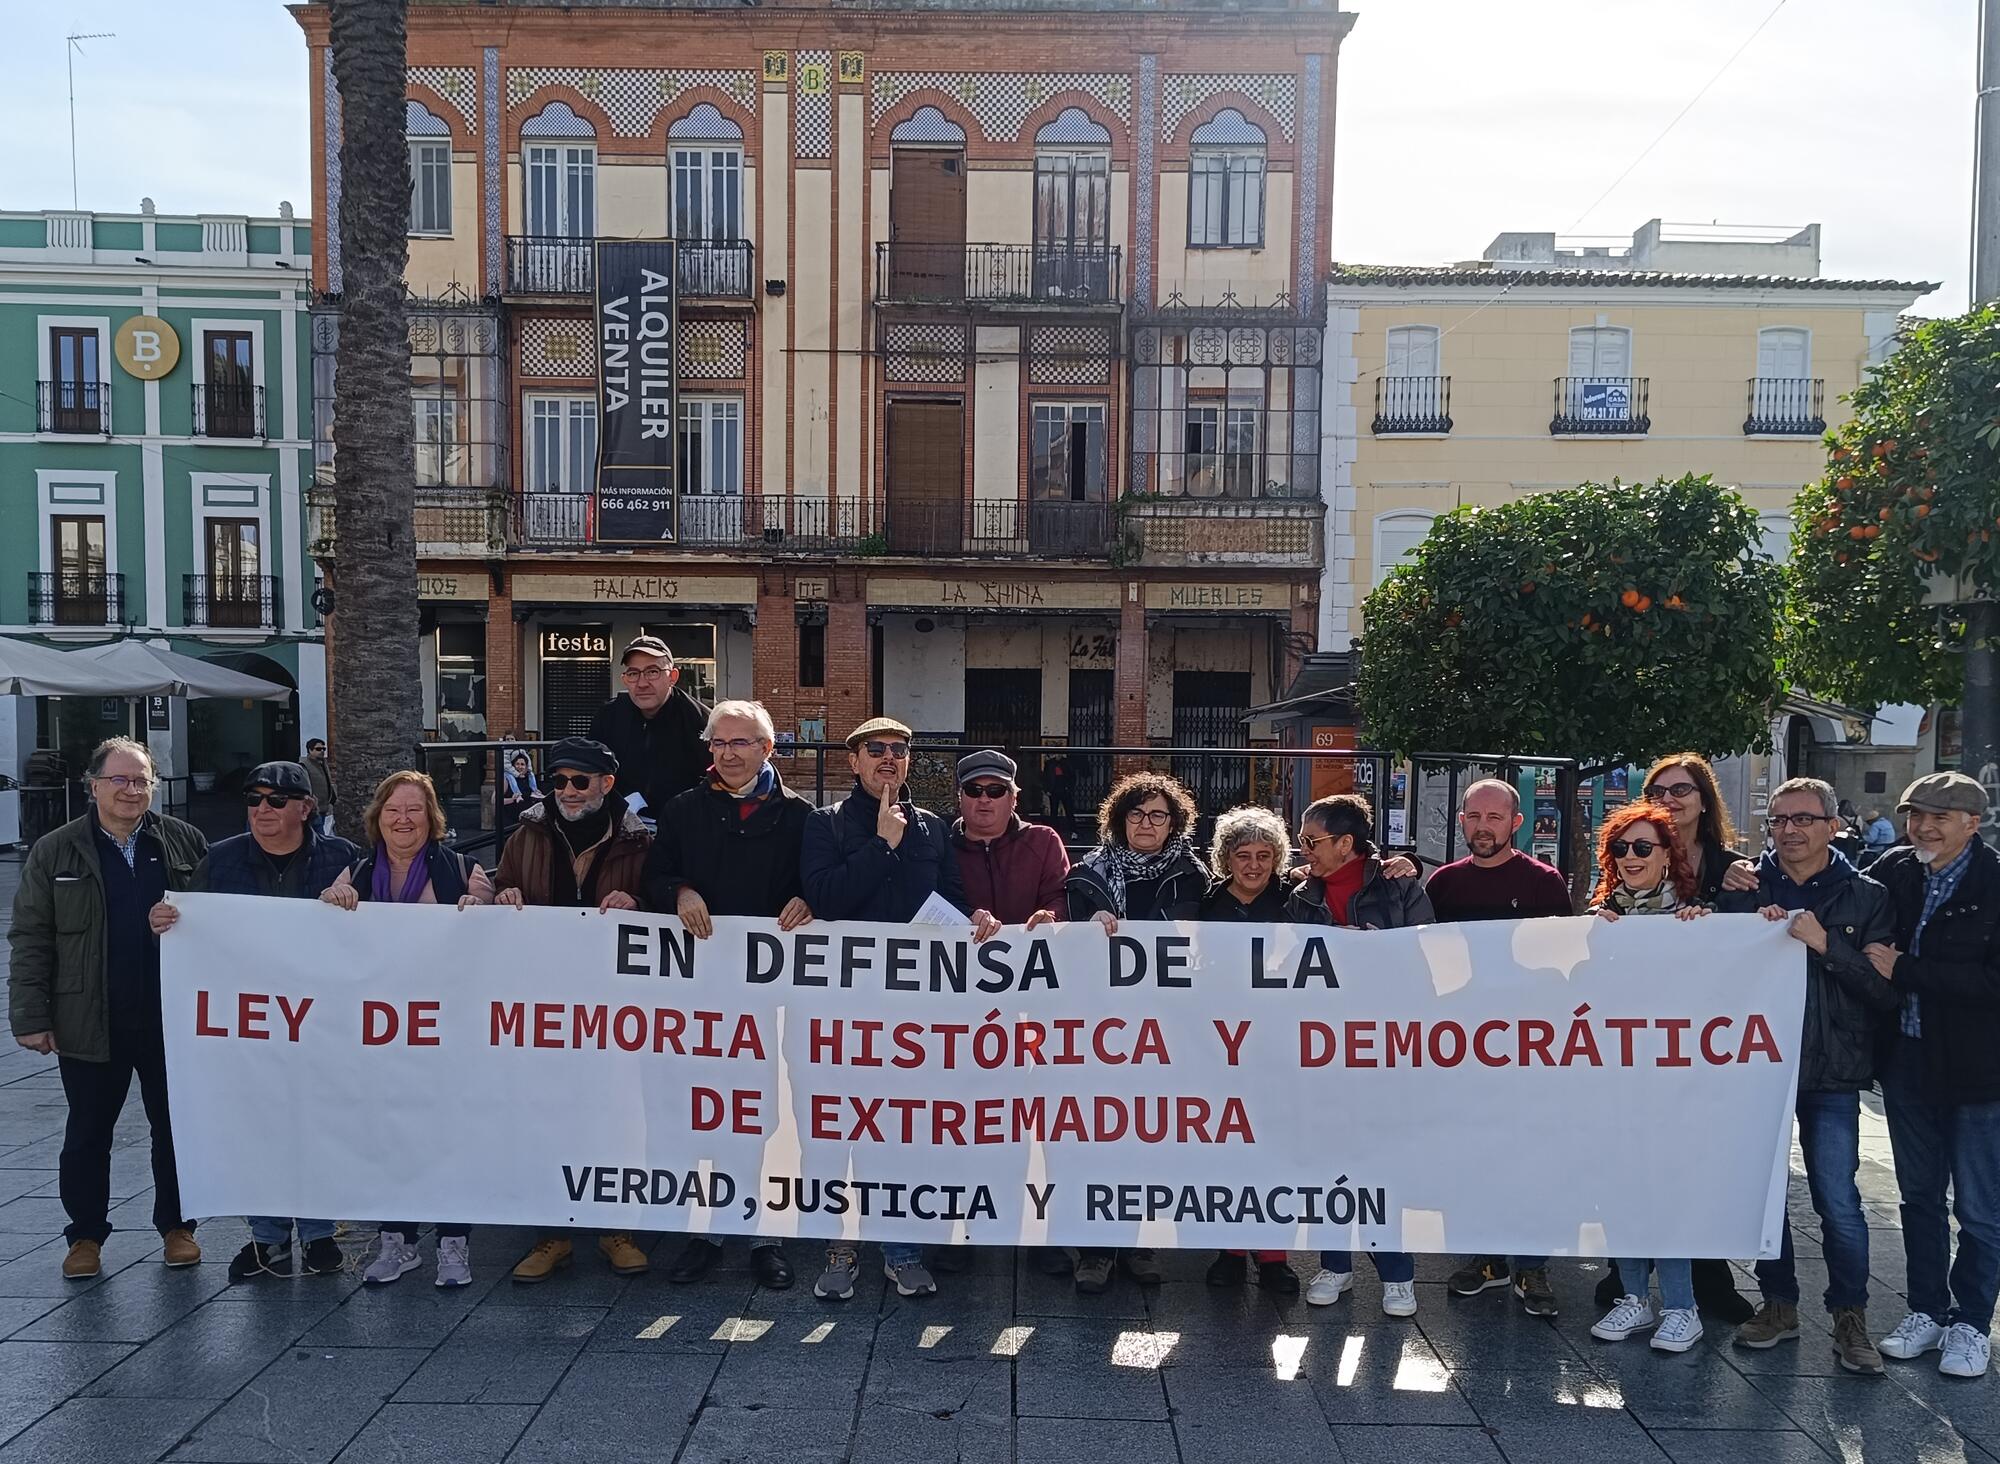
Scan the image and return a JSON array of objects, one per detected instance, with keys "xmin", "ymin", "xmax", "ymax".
[{"xmin": 494, "ymin": 737, "xmax": 653, "ymax": 1284}]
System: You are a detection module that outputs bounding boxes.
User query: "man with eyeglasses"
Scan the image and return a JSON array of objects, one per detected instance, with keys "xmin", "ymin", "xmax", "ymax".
[
  {"xmin": 951, "ymin": 750, "xmax": 1068, "ymax": 929},
  {"xmin": 646, "ymin": 699, "xmax": 812, "ymax": 1291},
  {"xmin": 146, "ymin": 761, "xmax": 362, "ymax": 1280},
  {"xmin": 8, "ymin": 737, "xmax": 207, "ymax": 1280},
  {"xmin": 800, "ymin": 717, "xmax": 979, "ymax": 1304},
  {"xmin": 1862, "ymin": 772, "xmax": 2000, "ymax": 1379},
  {"xmin": 1715, "ymin": 777, "xmax": 1896, "ymax": 1374},
  {"xmin": 588, "ymin": 634, "xmax": 710, "ymax": 824}
]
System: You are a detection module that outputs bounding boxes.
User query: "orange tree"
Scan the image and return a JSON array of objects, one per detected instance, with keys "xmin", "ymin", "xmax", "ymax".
[
  {"xmin": 1784, "ymin": 307, "xmax": 2000, "ymax": 709},
  {"xmin": 1357, "ymin": 474, "xmax": 1785, "ymax": 766}
]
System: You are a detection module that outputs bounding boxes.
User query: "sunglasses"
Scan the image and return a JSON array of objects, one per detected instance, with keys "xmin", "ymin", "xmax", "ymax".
[
  {"xmin": 1609, "ymin": 839, "xmax": 1662, "ymax": 859},
  {"xmin": 961, "ymin": 782, "xmax": 1012, "ymax": 800},
  {"xmin": 244, "ymin": 792, "xmax": 297, "ymax": 809},
  {"xmin": 547, "ymin": 772, "xmax": 597, "ymax": 791},
  {"xmin": 1646, "ymin": 781, "xmax": 1698, "ymax": 801},
  {"xmin": 862, "ymin": 740, "xmax": 911, "ymax": 759}
]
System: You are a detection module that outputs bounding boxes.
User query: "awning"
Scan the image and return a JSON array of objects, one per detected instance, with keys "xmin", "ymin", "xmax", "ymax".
[
  {"xmin": 0, "ymin": 637, "xmax": 159, "ymax": 698},
  {"xmin": 74, "ymin": 642, "xmax": 291, "ymax": 702}
]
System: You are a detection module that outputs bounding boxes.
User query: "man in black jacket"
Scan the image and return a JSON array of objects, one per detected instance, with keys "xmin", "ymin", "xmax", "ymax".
[
  {"xmin": 1723, "ymin": 778, "xmax": 1896, "ymax": 1374},
  {"xmin": 1866, "ymin": 772, "xmax": 2000, "ymax": 1380},
  {"xmin": 587, "ymin": 634, "xmax": 710, "ymax": 822},
  {"xmin": 647, "ymin": 698, "xmax": 810, "ymax": 1290}
]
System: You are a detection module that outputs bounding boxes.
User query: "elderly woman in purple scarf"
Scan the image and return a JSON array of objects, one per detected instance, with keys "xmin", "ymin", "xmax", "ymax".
[{"xmin": 321, "ymin": 770, "xmax": 490, "ymax": 1287}]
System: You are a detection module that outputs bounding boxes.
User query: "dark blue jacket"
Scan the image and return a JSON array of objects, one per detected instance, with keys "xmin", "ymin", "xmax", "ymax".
[
  {"xmin": 800, "ymin": 781, "xmax": 966, "ymax": 922},
  {"xmin": 345, "ymin": 843, "xmax": 479, "ymax": 906},
  {"xmin": 197, "ymin": 828, "xmax": 359, "ymax": 901}
]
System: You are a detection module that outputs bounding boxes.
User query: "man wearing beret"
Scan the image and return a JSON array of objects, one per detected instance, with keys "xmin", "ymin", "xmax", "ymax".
[
  {"xmin": 495, "ymin": 737, "xmax": 654, "ymax": 1284},
  {"xmin": 950, "ymin": 749, "xmax": 1068, "ymax": 929},
  {"xmin": 1865, "ymin": 771, "xmax": 2000, "ymax": 1379}
]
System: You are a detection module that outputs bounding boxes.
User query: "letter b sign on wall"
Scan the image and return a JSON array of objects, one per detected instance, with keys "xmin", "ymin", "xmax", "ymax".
[{"xmin": 115, "ymin": 316, "xmax": 181, "ymax": 381}]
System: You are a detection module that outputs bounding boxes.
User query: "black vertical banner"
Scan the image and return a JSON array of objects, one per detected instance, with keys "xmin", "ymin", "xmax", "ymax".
[{"xmin": 594, "ymin": 240, "xmax": 678, "ymax": 542}]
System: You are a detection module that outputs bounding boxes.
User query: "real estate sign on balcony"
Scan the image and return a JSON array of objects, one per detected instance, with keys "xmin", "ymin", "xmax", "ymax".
[{"xmin": 594, "ymin": 240, "xmax": 679, "ymax": 543}]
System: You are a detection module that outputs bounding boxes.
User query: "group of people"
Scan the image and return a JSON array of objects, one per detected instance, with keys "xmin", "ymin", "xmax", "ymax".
[{"xmin": 8, "ymin": 631, "xmax": 1998, "ymax": 1386}]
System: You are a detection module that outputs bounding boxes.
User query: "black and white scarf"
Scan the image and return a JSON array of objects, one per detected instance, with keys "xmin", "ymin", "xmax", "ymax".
[{"xmin": 1087, "ymin": 837, "xmax": 1196, "ymax": 918}]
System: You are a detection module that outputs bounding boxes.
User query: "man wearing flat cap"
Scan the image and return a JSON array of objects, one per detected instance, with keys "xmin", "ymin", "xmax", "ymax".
[
  {"xmin": 1864, "ymin": 772, "xmax": 2000, "ymax": 1379},
  {"xmin": 588, "ymin": 634, "xmax": 710, "ymax": 823},
  {"xmin": 495, "ymin": 736, "xmax": 655, "ymax": 1285},
  {"xmin": 950, "ymin": 749, "xmax": 1069, "ymax": 929}
]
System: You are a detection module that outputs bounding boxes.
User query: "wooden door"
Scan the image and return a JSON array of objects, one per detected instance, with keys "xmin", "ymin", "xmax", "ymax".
[
  {"xmin": 885, "ymin": 400, "xmax": 963, "ymax": 553},
  {"xmin": 889, "ymin": 148, "xmax": 966, "ymax": 299}
]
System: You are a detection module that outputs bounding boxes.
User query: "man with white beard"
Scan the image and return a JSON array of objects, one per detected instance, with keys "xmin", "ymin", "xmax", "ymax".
[{"xmin": 493, "ymin": 737, "xmax": 653, "ymax": 1284}]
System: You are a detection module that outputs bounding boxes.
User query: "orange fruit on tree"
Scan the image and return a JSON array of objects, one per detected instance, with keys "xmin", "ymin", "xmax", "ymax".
[
  {"xmin": 1835, "ymin": 476, "xmax": 1854, "ymax": 490},
  {"xmin": 1620, "ymin": 588, "xmax": 1640, "ymax": 608},
  {"xmin": 1849, "ymin": 526, "xmax": 1868, "ymax": 539}
]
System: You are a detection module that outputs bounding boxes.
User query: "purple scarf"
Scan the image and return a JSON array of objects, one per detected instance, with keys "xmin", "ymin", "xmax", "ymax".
[{"xmin": 371, "ymin": 842, "xmax": 433, "ymax": 904}]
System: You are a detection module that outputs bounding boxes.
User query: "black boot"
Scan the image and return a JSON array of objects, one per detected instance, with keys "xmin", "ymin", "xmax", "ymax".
[
  {"xmin": 1692, "ymin": 1259, "xmax": 1753, "ymax": 1324},
  {"xmin": 1594, "ymin": 1262, "xmax": 1623, "ymax": 1310}
]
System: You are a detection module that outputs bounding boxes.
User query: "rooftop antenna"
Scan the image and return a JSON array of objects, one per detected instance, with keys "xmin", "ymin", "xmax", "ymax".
[{"xmin": 66, "ymin": 32, "xmax": 115, "ymax": 209}]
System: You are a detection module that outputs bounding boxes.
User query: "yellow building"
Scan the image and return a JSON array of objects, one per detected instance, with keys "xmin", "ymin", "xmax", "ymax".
[{"xmin": 1323, "ymin": 223, "xmax": 1935, "ymax": 647}]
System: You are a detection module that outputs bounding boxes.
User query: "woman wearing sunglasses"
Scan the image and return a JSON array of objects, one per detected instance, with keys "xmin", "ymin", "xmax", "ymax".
[
  {"xmin": 1586, "ymin": 799, "xmax": 1712, "ymax": 1354},
  {"xmin": 321, "ymin": 770, "xmax": 491, "ymax": 1289}
]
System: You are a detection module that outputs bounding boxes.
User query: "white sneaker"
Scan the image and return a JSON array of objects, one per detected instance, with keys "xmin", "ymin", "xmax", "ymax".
[
  {"xmin": 1592, "ymin": 1294, "xmax": 1660, "ymax": 1341},
  {"xmin": 434, "ymin": 1235, "xmax": 472, "ymax": 1288},
  {"xmin": 1650, "ymin": 1307, "xmax": 1703, "ymax": 1353},
  {"xmin": 1306, "ymin": 1268, "xmax": 1352, "ymax": 1306},
  {"xmin": 363, "ymin": 1233, "xmax": 421, "ymax": 1286},
  {"xmin": 1381, "ymin": 1280, "xmax": 1418, "ymax": 1317},
  {"xmin": 1879, "ymin": 1311, "xmax": 1947, "ymax": 1360},
  {"xmin": 1940, "ymin": 1322, "xmax": 1991, "ymax": 1378}
]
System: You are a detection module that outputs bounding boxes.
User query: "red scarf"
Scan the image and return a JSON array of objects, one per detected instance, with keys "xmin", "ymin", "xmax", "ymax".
[{"xmin": 1317, "ymin": 857, "xmax": 1368, "ymax": 926}]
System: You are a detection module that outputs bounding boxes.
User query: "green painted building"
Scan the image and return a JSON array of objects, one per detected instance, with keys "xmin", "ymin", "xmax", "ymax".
[{"xmin": 0, "ymin": 203, "xmax": 322, "ymax": 805}]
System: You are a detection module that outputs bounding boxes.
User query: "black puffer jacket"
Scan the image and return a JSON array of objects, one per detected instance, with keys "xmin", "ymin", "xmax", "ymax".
[
  {"xmin": 1719, "ymin": 850, "xmax": 1898, "ymax": 1092},
  {"xmin": 1285, "ymin": 858, "xmax": 1436, "ymax": 929},
  {"xmin": 1064, "ymin": 845, "xmax": 1207, "ymax": 922},
  {"xmin": 1872, "ymin": 840, "xmax": 2000, "ymax": 1105},
  {"xmin": 646, "ymin": 769, "xmax": 813, "ymax": 918}
]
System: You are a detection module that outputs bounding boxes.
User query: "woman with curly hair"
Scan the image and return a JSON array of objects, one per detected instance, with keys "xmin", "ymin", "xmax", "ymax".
[{"xmin": 1586, "ymin": 799, "xmax": 1713, "ymax": 1356}]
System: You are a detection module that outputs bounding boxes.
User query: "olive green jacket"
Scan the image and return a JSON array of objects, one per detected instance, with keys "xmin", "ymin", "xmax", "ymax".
[{"xmin": 7, "ymin": 811, "xmax": 207, "ymax": 1063}]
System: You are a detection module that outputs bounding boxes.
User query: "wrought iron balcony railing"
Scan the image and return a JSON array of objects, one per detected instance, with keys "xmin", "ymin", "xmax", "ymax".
[
  {"xmin": 28, "ymin": 572, "xmax": 126, "ymax": 627},
  {"xmin": 506, "ymin": 236, "xmax": 756, "ymax": 299},
  {"xmin": 38, "ymin": 380, "xmax": 110, "ymax": 434},
  {"xmin": 1744, "ymin": 377, "xmax": 1826, "ymax": 436},
  {"xmin": 875, "ymin": 243, "xmax": 1122, "ymax": 305},
  {"xmin": 512, "ymin": 493, "xmax": 877, "ymax": 552},
  {"xmin": 192, "ymin": 383, "xmax": 266, "ymax": 439},
  {"xmin": 184, "ymin": 574, "xmax": 278, "ymax": 630},
  {"xmin": 881, "ymin": 498, "xmax": 1115, "ymax": 556},
  {"xmin": 1551, "ymin": 376, "xmax": 1650, "ymax": 435},
  {"xmin": 1373, "ymin": 376, "xmax": 1452, "ymax": 434}
]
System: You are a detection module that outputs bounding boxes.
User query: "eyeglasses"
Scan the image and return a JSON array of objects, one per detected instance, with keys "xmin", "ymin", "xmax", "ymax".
[
  {"xmin": 961, "ymin": 783, "xmax": 1012, "ymax": 800},
  {"xmin": 1125, "ymin": 808, "xmax": 1172, "ymax": 828},
  {"xmin": 1609, "ymin": 839, "xmax": 1662, "ymax": 859},
  {"xmin": 708, "ymin": 738, "xmax": 764, "ymax": 753},
  {"xmin": 94, "ymin": 774, "xmax": 154, "ymax": 791},
  {"xmin": 861, "ymin": 740, "xmax": 910, "ymax": 759},
  {"xmin": 1766, "ymin": 813, "xmax": 1835, "ymax": 831},
  {"xmin": 243, "ymin": 792, "xmax": 297, "ymax": 809},
  {"xmin": 621, "ymin": 665, "xmax": 671, "ymax": 682},
  {"xmin": 1646, "ymin": 780, "xmax": 1699, "ymax": 801},
  {"xmin": 547, "ymin": 773, "xmax": 597, "ymax": 791}
]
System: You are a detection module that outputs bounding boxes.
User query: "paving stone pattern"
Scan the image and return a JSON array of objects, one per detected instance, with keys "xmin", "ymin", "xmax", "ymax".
[{"xmin": 0, "ymin": 856, "xmax": 1996, "ymax": 1460}]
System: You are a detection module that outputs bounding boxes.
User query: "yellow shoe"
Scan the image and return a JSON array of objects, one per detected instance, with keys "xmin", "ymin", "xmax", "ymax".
[
  {"xmin": 162, "ymin": 1229, "xmax": 201, "ymax": 1267},
  {"xmin": 598, "ymin": 1233, "xmax": 649, "ymax": 1275},
  {"xmin": 511, "ymin": 1236, "xmax": 573, "ymax": 1283},
  {"xmin": 62, "ymin": 1240, "xmax": 101, "ymax": 1279}
]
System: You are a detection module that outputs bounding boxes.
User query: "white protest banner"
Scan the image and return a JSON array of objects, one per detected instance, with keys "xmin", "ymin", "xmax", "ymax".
[{"xmin": 162, "ymin": 895, "xmax": 1802, "ymax": 1258}]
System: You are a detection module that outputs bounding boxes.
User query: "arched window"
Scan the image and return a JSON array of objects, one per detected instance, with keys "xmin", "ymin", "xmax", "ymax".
[
  {"xmin": 521, "ymin": 103, "xmax": 595, "ymax": 242},
  {"xmin": 1034, "ymin": 108, "xmax": 1110, "ymax": 297},
  {"xmin": 890, "ymin": 105, "xmax": 967, "ymax": 144},
  {"xmin": 407, "ymin": 102, "xmax": 452, "ymax": 237},
  {"xmin": 669, "ymin": 104, "xmax": 744, "ymax": 263},
  {"xmin": 1188, "ymin": 109, "xmax": 1266, "ymax": 248},
  {"xmin": 1373, "ymin": 510, "xmax": 1435, "ymax": 587}
]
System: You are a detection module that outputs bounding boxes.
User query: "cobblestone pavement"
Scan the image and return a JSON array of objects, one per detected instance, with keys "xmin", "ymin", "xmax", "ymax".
[{"xmin": 0, "ymin": 855, "xmax": 1995, "ymax": 1462}]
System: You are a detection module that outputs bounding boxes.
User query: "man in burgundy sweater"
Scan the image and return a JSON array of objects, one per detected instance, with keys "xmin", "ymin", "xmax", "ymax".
[
  {"xmin": 950, "ymin": 750, "xmax": 1068, "ymax": 928},
  {"xmin": 1427, "ymin": 779, "xmax": 1574, "ymax": 1317}
]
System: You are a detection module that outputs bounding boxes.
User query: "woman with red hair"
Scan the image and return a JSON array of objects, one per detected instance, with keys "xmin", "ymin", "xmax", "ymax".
[{"xmin": 1586, "ymin": 799, "xmax": 1713, "ymax": 1355}]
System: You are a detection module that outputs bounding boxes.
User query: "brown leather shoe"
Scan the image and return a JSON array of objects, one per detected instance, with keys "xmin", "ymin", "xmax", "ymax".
[
  {"xmin": 162, "ymin": 1229, "xmax": 201, "ymax": 1268},
  {"xmin": 598, "ymin": 1233, "xmax": 649, "ymax": 1275},
  {"xmin": 510, "ymin": 1237, "xmax": 573, "ymax": 1283},
  {"xmin": 62, "ymin": 1240, "xmax": 101, "ymax": 1279}
]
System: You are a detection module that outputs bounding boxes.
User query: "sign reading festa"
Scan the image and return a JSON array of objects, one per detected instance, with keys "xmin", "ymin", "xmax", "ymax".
[
  {"xmin": 594, "ymin": 240, "xmax": 678, "ymax": 543},
  {"xmin": 163, "ymin": 898, "xmax": 1802, "ymax": 1258}
]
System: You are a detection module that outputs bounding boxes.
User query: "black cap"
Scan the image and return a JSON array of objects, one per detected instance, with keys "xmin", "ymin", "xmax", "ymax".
[
  {"xmin": 246, "ymin": 761, "xmax": 313, "ymax": 797},
  {"xmin": 957, "ymin": 749, "xmax": 1018, "ymax": 785},
  {"xmin": 545, "ymin": 737, "xmax": 619, "ymax": 776}
]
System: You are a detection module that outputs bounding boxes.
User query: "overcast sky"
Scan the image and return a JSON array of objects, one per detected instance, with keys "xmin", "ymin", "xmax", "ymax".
[{"xmin": 0, "ymin": 0, "xmax": 1972, "ymax": 313}]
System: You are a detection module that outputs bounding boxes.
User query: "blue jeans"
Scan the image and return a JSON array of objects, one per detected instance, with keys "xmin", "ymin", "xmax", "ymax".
[
  {"xmin": 1754, "ymin": 1089, "xmax": 1869, "ymax": 1312},
  {"xmin": 1882, "ymin": 1037, "xmax": 2000, "ymax": 1331},
  {"xmin": 880, "ymin": 1243, "xmax": 922, "ymax": 1267},
  {"xmin": 250, "ymin": 1216, "xmax": 335, "ymax": 1247},
  {"xmin": 1613, "ymin": 1257, "xmax": 1694, "ymax": 1311},
  {"xmin": 1320, "ymin": 1250, "xmax": 1414, "ymax": 1283}
]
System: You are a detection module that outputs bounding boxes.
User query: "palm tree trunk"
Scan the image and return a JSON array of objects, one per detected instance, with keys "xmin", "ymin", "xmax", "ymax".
[{"xmin": 326, "ymin": 0, "xmax": 420, "ymax": 840}]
